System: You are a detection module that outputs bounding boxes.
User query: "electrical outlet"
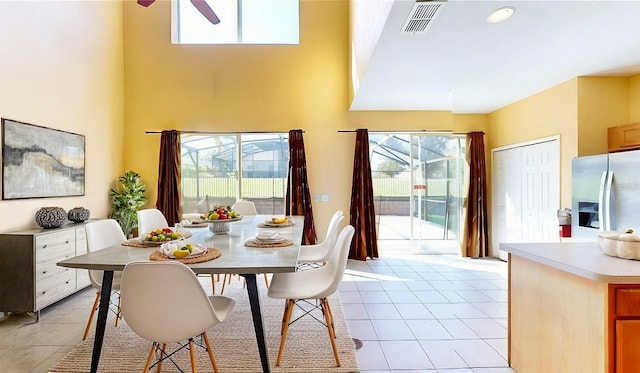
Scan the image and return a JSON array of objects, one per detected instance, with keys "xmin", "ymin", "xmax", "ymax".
[
  {"xmin": 314, "ymin": 194, "xmax": 320, "ymax": 201},
  {"xmin": 321, "ymin": 194, "xmax": 329, "ymax": 202}
]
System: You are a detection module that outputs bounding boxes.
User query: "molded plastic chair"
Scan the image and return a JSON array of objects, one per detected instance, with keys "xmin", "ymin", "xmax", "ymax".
[
  {"xmin": 231, "ymin": 200, "xmax": 258, "ymax": 216},
  {"xmin": 297, "ymin": 210, "xmax": 344, "ymax": 269},
  {"xmin": 82, "ymin": 219, "xmax": 126, "ymax": 340},
  {"xmin": 136, "ymin": 208, "xmax": 169, "ymax": 237},
  {"xmin": 220, "ymin": 200, "xmax": 270, "ymax": 293},
  {"xmin": 267, "ymin": 224, "xmax": 355, "ymax": 367},
  {"xmin": 120, "ymin": 261, "xmax": 235, "ymax": 373}
]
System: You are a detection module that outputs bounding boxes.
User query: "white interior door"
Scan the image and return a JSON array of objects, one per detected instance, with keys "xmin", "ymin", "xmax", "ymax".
[
  {"xmin": 492, "ymin": 137, "xmax": 560, "ymax": 260},
  {"xmin": 492, "ymin": 147, "xmax": 523, "ymax": 259}
]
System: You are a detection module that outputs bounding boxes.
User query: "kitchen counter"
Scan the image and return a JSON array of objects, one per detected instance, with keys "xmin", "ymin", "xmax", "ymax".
[
  {"xmin": 501, "ymin": 241, "xmax": 640, "ymax": 373},
  {"xmin": 500, "ymin": 241, "xmax": 640, "ymax": 283}
]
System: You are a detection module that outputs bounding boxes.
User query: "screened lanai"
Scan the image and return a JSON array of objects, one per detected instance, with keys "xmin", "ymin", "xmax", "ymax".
[{"xmin": 179, "ymin": 132, "xmax": 465, "ymax": 253}]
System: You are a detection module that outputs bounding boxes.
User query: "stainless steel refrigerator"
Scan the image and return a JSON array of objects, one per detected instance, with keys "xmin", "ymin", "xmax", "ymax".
[{"xmin": 572, "ymin": 149, "xmax": 640, "ymax": 240}]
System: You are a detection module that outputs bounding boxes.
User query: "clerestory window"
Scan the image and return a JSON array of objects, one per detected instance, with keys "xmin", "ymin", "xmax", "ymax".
[{"xmin": 172, "ymin": 0, "xmax": 299, "ymax": 45}]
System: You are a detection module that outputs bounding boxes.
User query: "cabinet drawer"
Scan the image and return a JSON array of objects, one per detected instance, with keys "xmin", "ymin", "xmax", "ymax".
[
  {"xmin": 36, "ymin": 262, "xmax": 73, "ymax": 282},
  {"xmin": 35, "ymin": 269, "xmax": 75, "ymax": 310},
  {"xmin": 35, "ymin": 230, "xmax": 75, "ymax": 263},
  {"xmin": 616, "ymin": 289, "xmax": 640, "ymax": 316}
]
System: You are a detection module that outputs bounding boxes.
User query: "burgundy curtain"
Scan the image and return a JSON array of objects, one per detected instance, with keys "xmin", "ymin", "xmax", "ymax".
[
  {"xmin": 462, "ymin": 131, "xmax": 489, "ymax": 257},
  {"xmin": 285, "ymin": 129, "xmax": 317, "ymax": 245},
  {"xmin": 156, "ymin": 130, "xmax": 182, "ymax": 226},
  {"xmin": 349, "ymin": 129, "xmax": 378, "ymax": 261}
]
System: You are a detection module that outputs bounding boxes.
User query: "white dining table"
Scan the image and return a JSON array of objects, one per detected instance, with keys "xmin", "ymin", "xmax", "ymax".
[{"xmin": 57, "ymin": 215, "xmax": 303, "ymax": 373}]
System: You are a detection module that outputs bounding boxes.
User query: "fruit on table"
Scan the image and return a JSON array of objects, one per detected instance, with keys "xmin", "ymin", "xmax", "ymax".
[
  {"xmin": 271, "ymin": 217, "xmax": 287, "ymax": 224},
  {"xmin": 173, "ymin": 249, "xmax": 190, "ymax": 258},
  {"xmin": 145, "ymin": 227, "xmax": 181, "ymax": 241},
  {"xmin": 204, "ymin": 205, "xmax": 240, "ymax": 220}
]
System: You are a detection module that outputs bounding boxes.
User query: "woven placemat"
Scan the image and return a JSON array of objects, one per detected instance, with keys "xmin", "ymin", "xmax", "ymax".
[
  {"xmin": 121, "ymin": 232, "xmax": 193, "ymax": 248},
  {"xmin": 149, "ymin": 247, "xmax": 221, "ymax": 263},
  {"xmin": 244, "ymin": 239, "xmax": 294, "ymax": 248}
]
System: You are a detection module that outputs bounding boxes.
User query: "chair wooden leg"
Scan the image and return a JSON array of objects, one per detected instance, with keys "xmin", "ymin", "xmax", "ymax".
[
  {"xmin": 276, "ymin": 299, "xmax": 295, "ymax": 367},
  {"xmin": 220, "ymin": 274, "xmax": 228, "ymax": 294},
  {"xmin": 202, "ymin": 333, "xmax": 219, "ymax": 373},
  {"xmin": 144, "ymin": 343, "xmax": 157, "ymax": 372},
  {"xmin": 210, "ymin": 275, "xmax": 216, "ymax": 295},
  {"xmin": 263, "ymin": 273, "xmax": 269, "ymax": 288},
  {"xmin": 280, "ymin": 300, "xmax": 291, "ymax": 335},
  {"xmin": 188, "ymin": 339, "xmax": 198, "ymax": 373},
  {"xmin": 321, "ymin": 298, "xmax": 341, "ymax": 367},
  {"xmin": 114, "ymin": 293, "xmax": 122, "ymax": 327},
  {"xmin": 156, "ymin": 343, "xmax": 166, "ymax": 373},
  {"xmin": 324, "ymin": 299, "xmax": 336, "ymax": 337},
  {"xmin": 82, "ymin": 291, "xmax": 100, "ymax": 341}
]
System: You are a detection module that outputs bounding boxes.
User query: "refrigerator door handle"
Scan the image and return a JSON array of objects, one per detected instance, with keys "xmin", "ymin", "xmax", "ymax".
[
  {"xmin": 603, "ymin": 171, "xmax": 614, "ymax": 231},
  {"xmin": 599, "ymin": 171, "xmax": 608, "ymax": 231}
]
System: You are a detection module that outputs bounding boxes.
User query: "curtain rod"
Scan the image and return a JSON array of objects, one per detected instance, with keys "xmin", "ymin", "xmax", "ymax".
[
  {"xmin": 337, "ymin": 129, "xmax": 462, "ymax": 134},
  {"xmin": 146, "ymin": 130, "xmax": 304, "ymax": 134}
]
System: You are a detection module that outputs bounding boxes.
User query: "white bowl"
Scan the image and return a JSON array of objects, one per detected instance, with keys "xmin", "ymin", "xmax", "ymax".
[
  {"xmin": 598, "ymin": 231, "xmax": 640, "ymax": 260},
  {"xmin": 598, "ymin": 232, "xmax": 620, "ymax": 256}
]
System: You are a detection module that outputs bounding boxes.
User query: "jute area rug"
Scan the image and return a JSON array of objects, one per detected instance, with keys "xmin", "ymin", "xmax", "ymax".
[{"xmin": 49, "ymin": 280, "xmax": 359, "ymax": 373}]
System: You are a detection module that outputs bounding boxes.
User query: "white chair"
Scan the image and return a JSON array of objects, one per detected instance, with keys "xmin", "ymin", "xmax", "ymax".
[
  {"xmin": 220, "ymin": 200, "xmax": 270, "ymax": 293},
  {"xmin": 120, "ymin": 261, "xmax": 235, "ymax": 373},
  {"xmin": 297, "ymin": 210, "xmax": 344, "ymax": 269},
  {"xmin": 82, "ymin": 219, "xmax": 126, "ymax": 340},
  {"xmin": 136, "ymin": 208, "xmax": 169, "ymax": 237},
  {"xmin": 231, "ymin": 200, "xmax": 258, "ymax": 215},
  {"xmin": 267, "ymin": 224, "xmax": 355, "ymax": 367}
]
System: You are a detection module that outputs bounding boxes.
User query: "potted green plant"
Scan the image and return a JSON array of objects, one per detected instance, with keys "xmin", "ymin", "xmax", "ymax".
[{"xmin": 109, "ymin": 171, "xmax": 146, "ymax": 237}]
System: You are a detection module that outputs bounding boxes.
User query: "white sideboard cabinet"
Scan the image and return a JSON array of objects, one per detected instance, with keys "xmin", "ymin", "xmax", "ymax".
[{"xmin": 0, "ymin": 222, "xmax": 93, "ymax": 322}]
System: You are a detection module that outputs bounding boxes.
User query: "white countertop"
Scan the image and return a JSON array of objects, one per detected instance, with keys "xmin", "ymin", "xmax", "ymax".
[{"xmin": 500, "ymin": 241, "xmax": 640, "ymax": 283}]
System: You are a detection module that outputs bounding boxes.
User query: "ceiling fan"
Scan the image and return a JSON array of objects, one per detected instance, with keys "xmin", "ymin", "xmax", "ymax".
[{"xmin": 137, "ymin": 0, "xmax": 221, "ymax": 25}]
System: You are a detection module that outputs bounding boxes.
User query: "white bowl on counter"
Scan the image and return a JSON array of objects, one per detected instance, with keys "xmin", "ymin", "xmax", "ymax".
[{"xmin": 598, "ymin": 231, "xmax": 640, "ymax": 260}]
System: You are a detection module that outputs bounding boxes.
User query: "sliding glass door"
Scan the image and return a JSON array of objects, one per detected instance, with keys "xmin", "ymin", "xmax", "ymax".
[{"xmin": 370, "ymin": 133, "xmax": 465, "ymax": 253}]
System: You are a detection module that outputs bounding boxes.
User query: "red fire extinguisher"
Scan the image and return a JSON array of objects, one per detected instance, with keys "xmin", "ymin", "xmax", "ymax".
[{"xmin": 558, "ymin": 208, "xmax": 572, "ymax": 238}]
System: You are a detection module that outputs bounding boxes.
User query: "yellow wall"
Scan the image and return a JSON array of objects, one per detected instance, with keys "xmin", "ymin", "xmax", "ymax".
[
  {"xmin": 630, "ymin": 74, "xmax": 640, "ymax": 122},
  {"xmin": 0, "ymin": 1, "xmax": 124, "ymax": 232},
  {"xmin": 123, "ymin": 0, "xmax": 487, "ymax": 233},
  {"xmin": 577, "ymin": 77, "xmax": 629, "ymax": 156},
  {"xmin": 488, "ymin": 79, "xmax": 579, "ymax": 209}
]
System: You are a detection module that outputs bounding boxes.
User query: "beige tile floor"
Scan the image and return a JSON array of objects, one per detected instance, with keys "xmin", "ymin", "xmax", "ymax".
[
  {"xmin": 344, "ymin": 240, "xmax": 515, "ymax": 373},
  {"xmin": 0, "ymin": 240, "xmax": 515, "ymax": 373}
]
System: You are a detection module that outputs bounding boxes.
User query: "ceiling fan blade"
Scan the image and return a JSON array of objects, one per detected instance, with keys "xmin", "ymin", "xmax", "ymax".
[
  {"xmin": 137, "ymin": 0, "xmax": 156, "ymax": 7},
  {"xmin": 190, "ymin": 0, "xmax": 221, "ymax": 25}
]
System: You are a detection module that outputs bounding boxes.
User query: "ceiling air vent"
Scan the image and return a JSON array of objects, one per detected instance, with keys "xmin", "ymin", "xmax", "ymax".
[{"xmin": 402, "ymin": 0, "xmax": 445, "ymax": 34}]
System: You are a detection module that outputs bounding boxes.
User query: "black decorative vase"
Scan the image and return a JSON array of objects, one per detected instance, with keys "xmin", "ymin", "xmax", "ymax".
[
  {"xmin": 35, "ymin": 207, "xmax": 67, "ymax": 228},
  {"xmin": 67, "ymin": 207, "xmax": 90, "ymax": 223}
]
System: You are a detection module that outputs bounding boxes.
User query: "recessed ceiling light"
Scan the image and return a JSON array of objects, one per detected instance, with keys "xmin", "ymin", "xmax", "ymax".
[{"xmin": 487, "ymin": 6, "xmax": 515, "ymax": 24}]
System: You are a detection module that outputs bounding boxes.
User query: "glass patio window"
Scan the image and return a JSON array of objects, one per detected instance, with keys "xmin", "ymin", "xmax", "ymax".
[{"xmin": 180, "ymin": 133, "xmax": 289, "ymax": 215}]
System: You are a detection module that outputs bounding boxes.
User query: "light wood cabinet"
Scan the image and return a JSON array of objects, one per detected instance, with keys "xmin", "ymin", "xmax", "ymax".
[
  {"xmin": 509, "ymin": 255, "xmax": 640, "ymax": 373},
  {"xmin": 608, "ymin": 122, "xmax": 640, "ymax": 152},
  {"xmin": 0, "ymin": 222, "xmax": 93, "ymax": 321}
]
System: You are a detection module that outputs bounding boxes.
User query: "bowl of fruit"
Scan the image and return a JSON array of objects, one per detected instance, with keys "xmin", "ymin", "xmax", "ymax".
[
  {"xmin": 158, "ymin": 242, "xmax": 205, "ymax": 259},
  {"xmin": 142, "ymin": 227, "xmax": 184, "ymax": 246},
  {"xmin": 200, "ymin": 206, "xmax": 242, "ymax": 234}
]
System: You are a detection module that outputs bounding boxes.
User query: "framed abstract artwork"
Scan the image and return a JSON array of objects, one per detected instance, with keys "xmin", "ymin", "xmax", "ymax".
[{"xmin": 2, "ymin": 118, "xmax": 85, "ymax": 199}]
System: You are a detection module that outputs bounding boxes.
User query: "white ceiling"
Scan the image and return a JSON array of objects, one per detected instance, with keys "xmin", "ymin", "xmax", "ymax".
[{"xmin": 350, "ymin": 0, "xmax": 640, "ymax": 114}]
